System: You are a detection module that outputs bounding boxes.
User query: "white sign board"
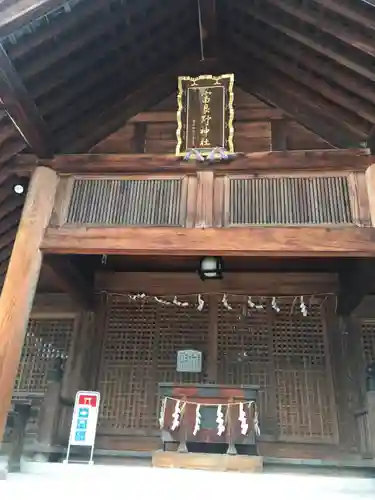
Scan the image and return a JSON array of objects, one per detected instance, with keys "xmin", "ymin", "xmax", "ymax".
[
  {"xmin": 177, "ymin": 349, "xmax": 202, "ymax": 373},
  {"xmin": 68, "ymin": 391, "xmax": 100, "ymax": 448}
]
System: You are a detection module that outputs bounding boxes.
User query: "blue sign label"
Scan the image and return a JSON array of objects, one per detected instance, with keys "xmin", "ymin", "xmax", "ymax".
[
  {"xmin": 75, "ymin": 430, "xmax": 86, "ymax": 442},
  {"xmin": 78, "ymin": 408, "xmax": 89, "ymax": 419},
  {"xmin": 76, "ymin": 419, "xmax": 88, "ymax": 430}
]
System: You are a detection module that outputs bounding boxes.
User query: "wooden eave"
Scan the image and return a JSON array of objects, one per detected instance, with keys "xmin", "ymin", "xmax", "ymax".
[{"xmin": 0, "ymin": 0, "xmax": 375, "ymax": 154}]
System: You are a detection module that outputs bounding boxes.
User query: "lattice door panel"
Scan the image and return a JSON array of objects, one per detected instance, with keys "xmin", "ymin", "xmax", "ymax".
[
  {"xmin": 361, "ymin": 320, "xmax": 375, "ymax": 363},
  {"xmin": 98, "ymin": 297, "xmax": 156, "ymax": 431},
  {"xmin": 217, "ymin": 299, "xmax": 277, "ymax": 435},
  {"xmin": 15, "ymin": 318, "xmax": 75, "ymax": 393},
  {"xmin": 98, "ymin": 297, "xmax": 210, "ymax": 432},
  {"xmin": 272, "ymin": 301, "xmax": 337, "ymax": 443}
]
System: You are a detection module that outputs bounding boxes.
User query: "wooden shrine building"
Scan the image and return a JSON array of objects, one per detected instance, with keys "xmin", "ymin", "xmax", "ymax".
[{"xmin": 2, "ymin": 0, "xmax": 375, "ymax": 469}]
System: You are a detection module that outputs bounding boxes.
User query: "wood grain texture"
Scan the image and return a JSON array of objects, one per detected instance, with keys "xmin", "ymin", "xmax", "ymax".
[
  {"xmin": 0, "ymin": 166, "xmax": 58, "ymax": 443},
  {"xmin": 195, "ymin": 171, "xmax": 214, "ymax": 228},
  {"xmin": 95, "ymin": 271, "xmax": 338, "ymax": 295},
  {"xmin": 42, "ymin": 226, "xmax": 375, "ymax": 257},
  {"xmin": 152, "ymin": 450, "xmax": 263, "ymax": 472},
  {"xmin": 366, "ymin": 164, "xmax": 375, "ymax": 226},
  {"xmin": 46, "ymin": 149, "xmax": 371, "ymax": 174}
]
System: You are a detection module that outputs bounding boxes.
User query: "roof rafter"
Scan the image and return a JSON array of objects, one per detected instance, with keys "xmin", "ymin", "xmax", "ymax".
[
  {"xmin": 0, "ymin": 0, "xmax": 68, "ymax": 38},
  {"xmin": 311, "ymin": 0, "xmax": 375, "ymax": 32},
  {"xmin": 230, "ymin": 59, "xmax": 364, "ymax": 147},
  {"xmin": 241, "ymin": 21, "xmax": 375, "ymax": 107},
  {"xmin": 235, "ymin": 0, "xmax": 375, "ymax": 83},
  {"xmin": 0, "ymin": 45, "xmax": 52, "ymax": 157},
  {"xmin": 60, "ymin": 55, "xmax": 218, "ymax": 153},
  {"xmin": 230, "ymin": 33, "xmax": 374, "ymax": 130},
  {"xmin": 266, "ymin": 0, "xmax": 375, "ymax": 58}
]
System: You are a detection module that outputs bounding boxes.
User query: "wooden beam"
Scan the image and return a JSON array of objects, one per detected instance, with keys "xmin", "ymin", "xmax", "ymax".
[
  {"xmin": 247, "ymin": 22, "xmax": 375, "ymax": 107},
  {"xmin": 0, "ymin": 166, "xmax": 58, "ymax": 444},
  {"xmin": 42, "ymin": 226, "xmax": 375, "ymax": 258},
  {"xmin": 266, "ymin": 0, "xmax": 375, "ymax": 58},
  {"xmin": 129, "ymin": 108, "xmax": 285, "ymax": 123},
  {"xmin": 233, "ymin": 33, "xmax": 375, "ymax": 126},
  {"xmin": 38, "ymin": 149, "xmax": 370, "ymax": 175},
  {"xmin": 95, "ymin": 271, "xmax": 338, "ymax": 295},
  {"xmin": 6, "ymin": 0, "xmax": 111, "ymax": 60},
  {"xmin": 238, "ymin": 1, "xmax": 375, "ymax": 84},
  {"xmin": 31, "ymin": 293, "xmax": 79, "ymax": 316},
  {"xmin": 44, "ymin": 255, "xmax": 95, "ymax": 311},
  {"xmin": 230, "ymin": 58, "xmax": 368, "ymax": 146},
  {"xmin": 0, "ymin": 45, "xmax": 52, "ymax": 157},
  {"xmin": 366, "ymin": 163, "xmax": 375, "ymax": 226},
  {"xmin": 312, "ymin": 0, "xmax": 375, "ymax": 33},
  {"xmin": 0, "ymin": 0, "xmax": 66, "ymax": 38},
  {"xmin": 59, "ymin": 56, "xmax": 217, "ymax": 153}
]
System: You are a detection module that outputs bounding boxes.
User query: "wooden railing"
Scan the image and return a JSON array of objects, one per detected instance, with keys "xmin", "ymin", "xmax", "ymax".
[{"xmin": 48, "ymin": 150, "xmax": 372, "ymax": 230}]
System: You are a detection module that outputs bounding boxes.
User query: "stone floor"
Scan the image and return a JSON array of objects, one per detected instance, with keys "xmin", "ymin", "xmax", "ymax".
[{"xmin": 0, "ymin": 462, "xmax": 375, "ymax": 499}]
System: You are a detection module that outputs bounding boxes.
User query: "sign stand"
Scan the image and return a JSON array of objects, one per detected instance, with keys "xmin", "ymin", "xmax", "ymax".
[{"xmin": 64, "ymin": 391, "xmax": 100, "ymax": 465}]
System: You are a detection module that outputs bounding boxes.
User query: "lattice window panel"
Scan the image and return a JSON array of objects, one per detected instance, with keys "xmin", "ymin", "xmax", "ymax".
[
  {"xmin": 5, "ymin": 318, "xmax": 75, "ymax": 442},
  {"xmin": 98, "ymin": 297, "xmax": 156, "ymax": 431},
  {"xmin": 361, "ymin": 320, "xmax": 375, "ymax": 363},
  {"xmin": 217, "ymin": 298, "xmax": 277, "ymax": 435},
  {"xmin": 228, "ymin": 176, "xmax": 352, "ymax": 225},
  {"xmin": 155, "ymin": 302, "xmax": 209, "ymax": 426},
  {"xmin": 15, "ymin": 318, "xmax": 75, "ymax": 393},
  {"xmin": 67, "ymin": 178, "xmax": 184, "ymax": 226},
  {"xmin": 272, "ymin": 301, "xmax": 336, "ymax": 442},
  {"xmin": 98, "ymin": 297, "xmax": 209, "ymax": 432}
]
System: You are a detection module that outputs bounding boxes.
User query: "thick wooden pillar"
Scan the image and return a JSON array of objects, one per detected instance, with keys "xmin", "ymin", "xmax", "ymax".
[
  {"xmin": 0, "ymin": 166, "xmax": 58, "ymax": 444},
  {"xmin": 324, "ymin": 298, "xmax": 365, "ymax": 452},
  {"xmin": 365, "ymin": 163, "xmax": 375, "ymax": 226}
]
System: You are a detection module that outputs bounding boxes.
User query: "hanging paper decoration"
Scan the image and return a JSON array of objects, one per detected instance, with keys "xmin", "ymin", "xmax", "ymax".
[
  {"xmin": 300, "ymin": 296, "xmax": 308, "ymax": 316},
  {"xmin": 126, "ymin": 292, "xmax": 323, "ymax": 315},
  {"xmin": 171, "ymin": 400, "xmax": 182, "ymax": 431},
  {"xmin": 216, "ymin": 405, "xmax": 226, "ymax": 436},
  {"xmin": 193, "ymin": 404, "xmax": 201, "ymax": 436},
  {"xmin": 129, "ymin": 292, "xmax": 146, "ymax": 301},
  {"xmin": 247, "ymin": 296, "xmax": 256, "ymax": 309},
  {"xmin": 238, "ymin": 402, "xmax": 249, "ymax": 435},
  {"xmin": 254, "ymin": 409, "xmax": 261, "ymax": 436},
  {"xmin": 222, "ymin": 293, "xmax": 233, "ymax": 310},
  {"xmin": 173, "ymin": 296, "xmax": 189, "ymax": 307},
  {"xmin": 197, "ymin": 294, "xmax": 205, "ymax": 311},
  {"xmin": 159, "ymin": 398, "xmax": 167, "ymax": 429},
  {"xmin": 271, "ymin": 297, "xmax": 280, "ymax": 313}
]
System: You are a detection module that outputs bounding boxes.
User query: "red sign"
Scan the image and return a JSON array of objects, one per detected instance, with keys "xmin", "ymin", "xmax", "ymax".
[{"xmin": 78, "ymin": 394, "xmax": 98, "ymax": 407}]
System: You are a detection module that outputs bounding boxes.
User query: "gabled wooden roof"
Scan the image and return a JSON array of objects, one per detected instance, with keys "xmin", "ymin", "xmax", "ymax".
[
  {"xmin": 1, "ymin": 0, "xmax": 375, "ymax": 156},
  {"xmin": 1, "ymin": 0, "xmax": 375, "ymax": 287}
]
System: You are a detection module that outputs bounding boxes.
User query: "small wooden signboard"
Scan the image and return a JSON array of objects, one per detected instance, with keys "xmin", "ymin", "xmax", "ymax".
[
  {"xmin": 175, "ymin": 74, "xmax": 235, "ymax": 157},
  {"xmin": 176, "ymin": 349, "xmax": 202, "ymax": 373}
]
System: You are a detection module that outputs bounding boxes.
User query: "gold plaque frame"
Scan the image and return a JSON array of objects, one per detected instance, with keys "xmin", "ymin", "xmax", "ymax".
[{"xmin": 176, "ymin": 74, "xmax": 235, "ymax": 157}]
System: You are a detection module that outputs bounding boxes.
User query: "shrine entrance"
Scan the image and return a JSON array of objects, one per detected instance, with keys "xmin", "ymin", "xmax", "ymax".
[{"xmin": 96, "ymin": 293, "xmax": 338, "ymax": 447}]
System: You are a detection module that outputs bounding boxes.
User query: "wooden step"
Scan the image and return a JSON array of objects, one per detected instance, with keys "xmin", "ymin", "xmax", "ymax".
[{"xmin": 152, "ymin": 451, "xmax": 263, "ymax": 473}]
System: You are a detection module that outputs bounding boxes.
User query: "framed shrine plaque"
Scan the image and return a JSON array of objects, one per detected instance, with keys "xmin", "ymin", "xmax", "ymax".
[{"xmin": 175, "ymin": 74, "xmax": 235, "ymax": 156}]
